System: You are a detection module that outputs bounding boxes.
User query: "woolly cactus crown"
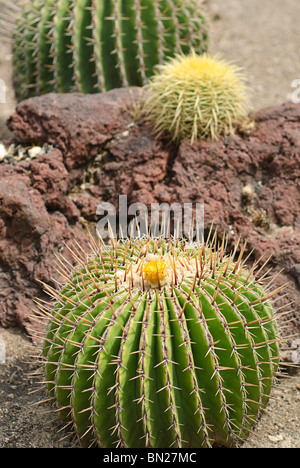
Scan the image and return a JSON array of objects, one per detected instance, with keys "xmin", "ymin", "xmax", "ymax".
[{"xmin": 143, "ymin": 52, "xmax": 251, "ymax": 143}]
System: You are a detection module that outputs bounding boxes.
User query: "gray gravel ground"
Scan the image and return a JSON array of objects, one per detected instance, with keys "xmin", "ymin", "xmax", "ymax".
[{"xmin": 208, "ymin": 0, "xmax": 300, "ymax": 111}]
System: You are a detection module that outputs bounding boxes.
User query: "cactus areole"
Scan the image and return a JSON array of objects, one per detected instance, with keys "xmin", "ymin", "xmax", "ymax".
[
  {"xmin": 40, "ymin": 236, "xmax": 280, "ymax": 448},
  {"xmin": 12, "ymin": 0, "xmax": 208, "ymax": 101}
]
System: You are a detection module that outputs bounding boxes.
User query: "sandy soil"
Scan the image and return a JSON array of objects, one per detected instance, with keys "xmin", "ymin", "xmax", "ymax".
[{"xmin": 0, "ymin": 0, "xmax": 299, "ymax": 449}]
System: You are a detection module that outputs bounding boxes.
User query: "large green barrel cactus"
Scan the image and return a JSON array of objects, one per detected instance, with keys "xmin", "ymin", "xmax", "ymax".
[
  {"xmin": 37, "ymin": 234, "xmax": 282, "ymax": 448},
  {"xmin": 11, "ymin": 0, "xmax": 208, "ymax": 101}
]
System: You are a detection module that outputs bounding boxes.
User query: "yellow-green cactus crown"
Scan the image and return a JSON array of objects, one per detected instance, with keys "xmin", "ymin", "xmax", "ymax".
[{"xmin": 143, "ymin": 52, "xmax": 251, "ymax": 143}]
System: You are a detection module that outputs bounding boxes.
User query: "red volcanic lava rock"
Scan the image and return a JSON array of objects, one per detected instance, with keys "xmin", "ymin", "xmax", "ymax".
[
  {"xmin": 0, "ymin": 160, "xmax": 89, "ymax": 330},
  {"xmin": 7, "ymin": 87, "xmax": 142, "ymax": 170},
  {"xmin": 2, "ymin": 89, "xmax": 300, "ymax": 342}
]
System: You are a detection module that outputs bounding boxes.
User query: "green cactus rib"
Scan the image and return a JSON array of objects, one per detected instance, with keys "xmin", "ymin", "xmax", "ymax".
[
  {"xmin": 11, "ymin": 0, "xmax": 208, "ymax": 100},
  {"xmin": 39, "ymin": 236, "xmax": 281, "ymax": 448}
]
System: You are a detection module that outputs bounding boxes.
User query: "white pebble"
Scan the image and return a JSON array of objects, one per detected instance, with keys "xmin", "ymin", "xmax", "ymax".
[
  {"xmin": 268, "ymin": 434, "xmax": 283, "ymax": 443},
  {"xmin": 28, "ymin": 146, "xmax": 42, "ymax": 159}
]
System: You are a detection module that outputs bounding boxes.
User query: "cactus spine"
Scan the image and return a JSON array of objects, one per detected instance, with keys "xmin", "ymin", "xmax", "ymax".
[
  {"xmin": 11, "ymin": 0, "xmax": 208, "ymax": 101},
  {"xmin": 36, "ymin": 234, "xmax": 282, "ymax": 448}
]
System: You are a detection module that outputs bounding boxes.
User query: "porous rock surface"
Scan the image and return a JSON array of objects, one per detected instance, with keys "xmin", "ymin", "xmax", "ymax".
[{"xmin": 1, "ymin": 88, "xmax": 299, "ymax": 342}]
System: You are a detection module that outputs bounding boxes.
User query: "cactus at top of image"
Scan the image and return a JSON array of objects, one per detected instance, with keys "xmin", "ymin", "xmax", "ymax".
[
  {"xmin": 143, "ymin": 52, "xmax": 251, "ymax": 143},
  {"xmin": 9, "ymin": 0, "xmax": 208, "ymax": 101},
  {"xmin": 33, "ymin": 232, "xmax": 286, "ymax": 448}
]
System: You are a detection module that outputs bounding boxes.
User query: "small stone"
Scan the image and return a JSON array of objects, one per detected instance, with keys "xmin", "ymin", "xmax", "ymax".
[
  {"xmin": 268, "ymin": 434, "xmax": 284, "ymax": 443},
  {"xmin": 28, "ymin": 146, "xmax": 42, "ymax": 159}
]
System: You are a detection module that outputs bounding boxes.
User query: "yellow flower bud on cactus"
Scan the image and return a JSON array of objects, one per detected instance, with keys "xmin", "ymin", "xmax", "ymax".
[
  {"xmin": 143, "ymin": 260, "xmax": 168, "ymax": 286},
  {"xmin": 143, "ymin": 52, "xmax": 251, "ymax": 143}
]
